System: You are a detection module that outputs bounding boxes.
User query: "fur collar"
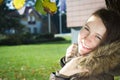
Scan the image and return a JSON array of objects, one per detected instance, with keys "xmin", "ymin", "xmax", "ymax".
[
  {"xmin": 76, "ymin": 40, "xmax": 120, "ymax": 76},
  {"xmin": 90, "ymin": 40, "xmax": 120, "ymax": 57}
]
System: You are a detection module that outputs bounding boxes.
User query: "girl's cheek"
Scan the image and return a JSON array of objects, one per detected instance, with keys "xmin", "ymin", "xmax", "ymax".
[
  {"xmin": 78, "ymin": 32, "xmax": 86, "ymax": 39},
  {"xmin": 92, "ymin": 41, "xmax": 101, "ymax": 49}
]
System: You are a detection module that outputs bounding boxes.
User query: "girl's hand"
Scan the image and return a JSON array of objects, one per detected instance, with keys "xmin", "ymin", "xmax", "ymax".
[
  {"xmin": 59, "ymin": 57, "xmax": 89, "ymax": 77},
  {"xmin": 65, "ymin": 43, "xmax": 78, "ymax": 61}
]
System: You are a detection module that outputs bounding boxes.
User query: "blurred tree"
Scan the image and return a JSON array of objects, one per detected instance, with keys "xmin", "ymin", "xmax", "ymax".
[
  {"xmin": 0, "ymin": 0, "xmax": 3, "ymax": 5},
  {"xmin": 0, "ymin": 1, "xmax": 25, "ymax": 35}
]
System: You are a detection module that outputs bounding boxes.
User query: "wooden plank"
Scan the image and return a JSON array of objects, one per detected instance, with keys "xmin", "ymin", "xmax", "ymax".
[{"xmin": 66, "ymin": 0, "xmax": 106, "ymax": 27}]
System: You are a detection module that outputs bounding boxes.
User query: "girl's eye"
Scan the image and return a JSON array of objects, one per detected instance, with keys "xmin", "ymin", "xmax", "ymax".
[
  {"xmin": 84, "ymin": 27, "xmax": 89, "ymax": 31},
  {"xmin": 96, "ymin": 35, "xmax": 102, "ymax": 40}
]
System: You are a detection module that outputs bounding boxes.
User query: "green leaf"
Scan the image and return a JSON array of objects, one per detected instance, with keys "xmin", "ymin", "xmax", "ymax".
[{"xmin": 34, "ymin": 0, "xmax": 47, "ymax": 15}]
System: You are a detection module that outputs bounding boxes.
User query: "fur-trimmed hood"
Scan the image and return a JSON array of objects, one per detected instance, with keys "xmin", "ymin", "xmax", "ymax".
[
  {"xmin": 59, "ymin": 41, "xmax": 120, "ymax": 80},
  {"xmin": 71, "ymin": 40, "xmax": 120, "ymax": 80}
]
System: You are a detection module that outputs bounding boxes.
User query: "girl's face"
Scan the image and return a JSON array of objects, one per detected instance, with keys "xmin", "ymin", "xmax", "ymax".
[{"xmin": 78, "ymin": 15, "xmax": 106, "ymax": 56}]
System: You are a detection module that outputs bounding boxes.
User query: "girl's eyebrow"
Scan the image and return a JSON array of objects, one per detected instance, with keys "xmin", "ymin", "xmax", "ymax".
[
  {"xmin": 96, "ymin": 33, "xmax": 103, "ymax": 39},
  {"xmin": 85, "ymin": 24, "xmax": 90, "ymax": 29}
]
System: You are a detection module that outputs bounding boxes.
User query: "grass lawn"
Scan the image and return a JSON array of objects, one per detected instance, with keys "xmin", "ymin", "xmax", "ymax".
[
  {"xmin": 0, "ymin": 35, "xmax": 119, "ymax": 80},
  {"xmin": 0, "ymin": 36, "xmax": 71, "ymax": 80}
]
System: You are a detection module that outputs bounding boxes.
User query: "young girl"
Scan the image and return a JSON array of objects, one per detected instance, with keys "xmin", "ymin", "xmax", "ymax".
[{"xmin": 50, "ymin": 8, "xmax": 120, "ymax": 80}]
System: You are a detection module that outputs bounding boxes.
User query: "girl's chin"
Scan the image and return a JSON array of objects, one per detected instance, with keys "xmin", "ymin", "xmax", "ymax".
[
  {"xmin": 78, "ymin": 50, "xmax": 91, "ymax": 55},
  {"xmin": 80, "ymin": 52, "xmax": 88, "ymax": 56}
]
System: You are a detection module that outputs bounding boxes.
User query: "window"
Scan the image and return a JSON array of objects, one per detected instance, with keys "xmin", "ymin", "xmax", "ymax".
[{"xmin": 28, "ymin": 16, "xmax": 36, "ymax": 24}]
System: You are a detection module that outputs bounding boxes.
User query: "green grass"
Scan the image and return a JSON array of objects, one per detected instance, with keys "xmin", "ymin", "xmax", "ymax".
[
  {"xmin": 0, "ymin": 37, "xmax": 71, "ymax": 80},
  {"xmin": 0, "ymin": 36, "xmax": 119, "ymax": 80}
]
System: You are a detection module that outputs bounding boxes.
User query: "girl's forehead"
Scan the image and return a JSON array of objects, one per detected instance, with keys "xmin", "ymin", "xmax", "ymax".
[
  {"xmin": 87, "ymin": 15, "xmax": 100, "ymax": 22},
  {"xmin": 86, "ymin": 15, "xmax": 104, "ymax": 27},
  {"xmin": 86, "ymin": 15, "xmax": 107, "ymax": 38}
]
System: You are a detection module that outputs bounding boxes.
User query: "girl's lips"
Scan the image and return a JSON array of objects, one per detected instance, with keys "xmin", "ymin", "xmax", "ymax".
[{"xmin": 81, "ymin": 39, "xmax": 92, "ymax": 50}]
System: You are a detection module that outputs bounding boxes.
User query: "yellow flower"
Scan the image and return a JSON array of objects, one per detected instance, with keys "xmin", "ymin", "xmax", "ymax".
[
  {"xmin": 13, "ymin": 0, "xmax": 26, "ymax": 9},
  {"xmin": 35, "ymin": 0, "xmax": 57, "ymax": 15}
]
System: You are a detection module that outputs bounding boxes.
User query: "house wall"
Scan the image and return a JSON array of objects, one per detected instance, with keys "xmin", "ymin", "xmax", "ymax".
[
  {"xmin": 66, "ymin": 0, "xmax": 106, "ymax": 43},
  {"xmin": 21, "ymin": 19, "xmax": 42, "ymax": 34}
]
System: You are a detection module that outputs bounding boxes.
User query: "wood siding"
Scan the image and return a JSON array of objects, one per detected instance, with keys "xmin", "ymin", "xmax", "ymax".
[{"xmin": 66, "ymin": 0, "xmax": 106, "ymax": 27}]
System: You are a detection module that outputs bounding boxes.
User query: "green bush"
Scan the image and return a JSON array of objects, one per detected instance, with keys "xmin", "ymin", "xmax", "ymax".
[{"xmin": 0, "ymin": 33, "xmax": 66, "ymax": 45}]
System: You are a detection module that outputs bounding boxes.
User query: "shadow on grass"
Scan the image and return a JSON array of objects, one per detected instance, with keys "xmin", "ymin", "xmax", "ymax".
[
  {"xmin": 0, "ymin": 37, "xmax": 71, "ymax": 46},
  {"xmin": 24, "ymin": 37, "xmax": 71, "ymax": 45}
]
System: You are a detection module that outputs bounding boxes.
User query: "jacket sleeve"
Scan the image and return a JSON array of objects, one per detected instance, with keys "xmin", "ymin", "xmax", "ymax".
[{"xmin": 59, "ymin": 41, "xmax": 120, "ymax": 77}]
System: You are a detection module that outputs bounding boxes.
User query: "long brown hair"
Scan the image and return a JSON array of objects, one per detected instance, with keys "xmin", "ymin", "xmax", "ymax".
[{"xmin": 93, "ymin": 8, "xmax": 120, "ymax": 44}]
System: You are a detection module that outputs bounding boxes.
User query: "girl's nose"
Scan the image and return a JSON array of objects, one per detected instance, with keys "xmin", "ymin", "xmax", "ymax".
[{"xmin": 84, "ymin": 35, "xmax": 93, "ymax": 43}]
